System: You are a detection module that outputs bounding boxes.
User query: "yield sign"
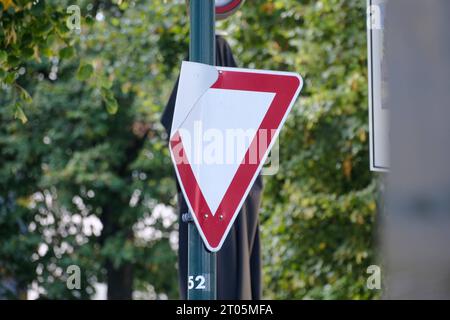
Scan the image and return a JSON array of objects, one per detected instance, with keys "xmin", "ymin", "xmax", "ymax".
[{"xmin": 169, "ymin": 61, "xmax": 303, "ymax": 252}]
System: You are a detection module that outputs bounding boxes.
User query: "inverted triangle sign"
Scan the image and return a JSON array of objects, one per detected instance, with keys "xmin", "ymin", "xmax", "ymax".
[{"xmin": 169, "ymin": 61, "xmax": 303, "ymax": 252}]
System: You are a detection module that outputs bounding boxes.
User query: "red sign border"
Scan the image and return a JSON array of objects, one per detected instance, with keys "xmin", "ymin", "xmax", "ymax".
[
  {"xmin": 215, "ymin": 0, "xmax": 243, "ymax": 15},
  {"xmin": 170, "ymin": 67, "xmax": 302, "ymax": 252}
]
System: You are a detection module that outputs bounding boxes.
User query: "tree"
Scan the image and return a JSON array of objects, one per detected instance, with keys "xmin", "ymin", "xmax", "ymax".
[
  {"xmin": 2, "ymin": 0, "xmax": 378, "ymax": 300},
  {"xmin": 1, "ymin": 0, "xmax": 187, "ymax": 299},
  {"xmin": 219, "ymin": 0, "xmax": 378, "ymax": 299},
  {"xmin": 0, "ymin": 0, "xmax": 76, "ymax": 121}
]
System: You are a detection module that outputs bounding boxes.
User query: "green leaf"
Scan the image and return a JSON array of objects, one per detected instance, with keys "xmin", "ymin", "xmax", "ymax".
[
  {"xmin": 14, "ymin": 103, "xmax": 28, "ymax": 124},
  {"xmin": 59, "ymin": 46, "xmax": 75, "ymax": 60},
  {"xmin": 99, "ymin": 76, "xmax": 112, "ymax": 89},
  {"xmin": 7, "ymin": 55, "xmax": 20, "ymax": 67},
  {"xmin": 105, "ymin": 99, "xmax": 118, "ymax": 114},
  {"xmin": 36, "ymin": 22, "xmax": 53, "ymax": 36},
  {"xmin": 100, "ymin": 87, "xmax": 113, "ymax": 100},
  {"xmin": 76, "ymin": 63, "xmax": 94, "ymax": 81},
  {"xmin": 85, "ymin": 15, "xmax": 95, "ymax": 26},
  {"xmin": 101, "ymin": 88, "xmax": 119, "ymax": 115},
  {"xmin": 4, "ymin": 72, "xmax": 16, "ymax": 84},
  {"xmin": 21, "ymin": 47, "xmax": 34, "ymax": 59},
  {"xmin": 0, "ymin": 51, "xmax": 7, "ymax": 64},
  {"xmin": 17, "ymin": 85, "xmax": 33, "ymax": 104}
]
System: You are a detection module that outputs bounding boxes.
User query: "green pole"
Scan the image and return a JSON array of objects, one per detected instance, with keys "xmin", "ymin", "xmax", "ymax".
[{"xmin": 187, "ymin": 0, "xmax": 216, "ymax": 300}]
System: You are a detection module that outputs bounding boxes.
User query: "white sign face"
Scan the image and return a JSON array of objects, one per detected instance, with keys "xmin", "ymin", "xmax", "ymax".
[
  {"xmin": 367, "ymin": 0, "xmax": 389, "ymax": 171},
  {"xmin": 169, "ymin": 61, "xmax": 302, "ymax": 251}
]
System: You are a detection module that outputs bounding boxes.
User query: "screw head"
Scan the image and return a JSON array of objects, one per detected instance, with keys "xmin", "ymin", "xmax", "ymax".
[
  {"xmin": 219, "ymin": 214, "xmax": 224, "ymax": 220},
  {"xmin": 204, "ymin": 214, "xmax": 209, "ymax": 219}
]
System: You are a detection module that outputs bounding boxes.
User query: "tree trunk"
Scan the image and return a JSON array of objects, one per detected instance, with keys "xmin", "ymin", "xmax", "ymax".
[
  {"xmin": 98, "ymin": 93, "xmax": 144, "ymax": 300},
  {"xmin": 106, "ymin": 261, "xmax": 133, "ymax": 300},
  {"xmin": 100, "ymin": 197, "xmax": 135, "ymax": 300}
]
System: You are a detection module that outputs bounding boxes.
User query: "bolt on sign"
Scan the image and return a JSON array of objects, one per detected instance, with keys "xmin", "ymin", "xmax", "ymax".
[
  {"xmin": 169, "ymin": 61, "xmax": 303, "ymax": 251},
  {"xmin": 367, "ymin": 0, "xmax": 389, "ymax": 172}
]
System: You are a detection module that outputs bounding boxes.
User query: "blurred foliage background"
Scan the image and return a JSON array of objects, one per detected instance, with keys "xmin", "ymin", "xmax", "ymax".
[{"xmin": 0, "ymin": 0, "xmax": 378, "ymax": 299}]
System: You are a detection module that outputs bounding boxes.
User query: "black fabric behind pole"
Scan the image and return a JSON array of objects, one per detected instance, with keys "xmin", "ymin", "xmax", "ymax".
[{"xmin": 161, "ymin": 35, "xmax": 262, "ymax": 300}]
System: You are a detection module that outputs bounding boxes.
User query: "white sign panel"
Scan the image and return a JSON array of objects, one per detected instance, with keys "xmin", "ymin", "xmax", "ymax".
[
  {"xmin": 367, "ymin": 0, "xmax": 389, "ymax": 171},
  {"xmin": 169, "ymin": 61, "xmax": 303, "ymax": 251}
]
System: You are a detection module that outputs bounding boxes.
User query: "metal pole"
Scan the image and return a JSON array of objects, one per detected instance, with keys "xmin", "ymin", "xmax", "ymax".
[{"xmin": 187, "ymin": 0, "xmax": 216, "ymax": 300}]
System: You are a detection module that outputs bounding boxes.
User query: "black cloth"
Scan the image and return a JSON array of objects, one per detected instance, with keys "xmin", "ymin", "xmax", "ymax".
[{"xmin": 161, "ymin": 35, "xmax": 262, "ymax": 300}]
